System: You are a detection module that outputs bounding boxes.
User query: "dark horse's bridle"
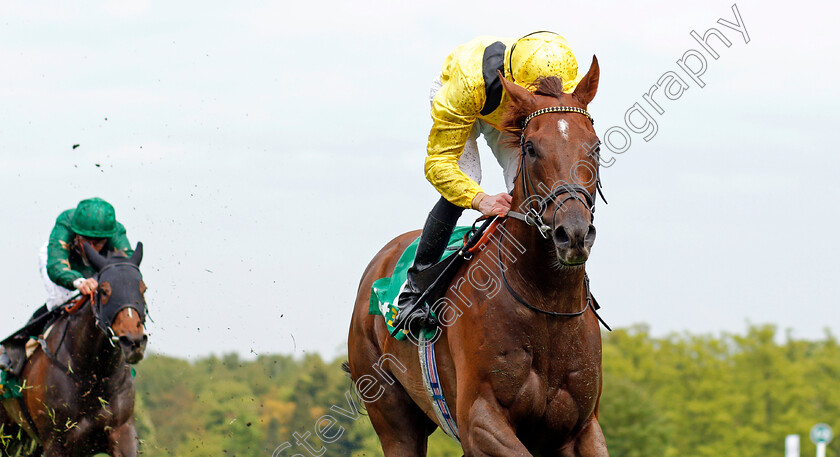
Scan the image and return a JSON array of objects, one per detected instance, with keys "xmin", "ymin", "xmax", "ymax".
[
  {"xmin": 497, "ymin": 105, "xmax": 610, "ymax": 330},
  {"xmin": 92, "ymin": 261, "xmax": 148, "ymax": 345},
  {"xmin": 37, "ymin": 262, "xmax": 148, "ymax": 382}
]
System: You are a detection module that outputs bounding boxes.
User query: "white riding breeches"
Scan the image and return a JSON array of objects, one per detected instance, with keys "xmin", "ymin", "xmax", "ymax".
[{"xmin": 39, "ymin": 242, "xmax": 76, "ymax": 310}]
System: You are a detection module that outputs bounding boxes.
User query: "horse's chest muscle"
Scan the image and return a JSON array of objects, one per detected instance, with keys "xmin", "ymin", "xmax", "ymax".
[
  {"xmin": 543, "ymin": 364, "xmax": 600, "ymax": 427},
  {"xmin": 487, "ymin": 341, "xmax": 600, "ymax": 430},
  {"xmin": 488, "ymin": 347, "xmax": 535, "ymax": 408}
]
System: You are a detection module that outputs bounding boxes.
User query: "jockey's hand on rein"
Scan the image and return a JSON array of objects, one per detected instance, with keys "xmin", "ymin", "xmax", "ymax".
[
  {"xmin": 473, "ymin": 192, "xmax": 512, "ymax": 217},
  {"xmin": 73, "ymin": 277, "xmax": 99, "ymax": 295}
]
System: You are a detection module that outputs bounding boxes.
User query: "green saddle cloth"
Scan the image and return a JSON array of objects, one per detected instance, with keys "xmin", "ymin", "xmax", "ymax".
[
  {"xmin": 369, "ymin": 226, "xmax": 472, "ymax": 340},
  {"xmin": 0, "ymin": 370, "xmax": 22, "ymax": 399}
]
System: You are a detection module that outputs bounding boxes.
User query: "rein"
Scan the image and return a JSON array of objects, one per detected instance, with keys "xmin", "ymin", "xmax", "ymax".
[
  {"xmin": 495, "ymin": 223, "xmax": 611, "ymax": 330},
  {"xmin": 38, "ymin": 263, "xmax": 145, "ymax": 382},
  {"xmin": 37, "ymin": 294, "xmax": 93, "ymax": 384}
]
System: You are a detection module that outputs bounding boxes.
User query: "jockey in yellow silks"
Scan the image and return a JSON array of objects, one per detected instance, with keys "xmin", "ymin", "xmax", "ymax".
[{"xmin": 394, "ymin": 32, "xmax": 585, "ymax": 330}]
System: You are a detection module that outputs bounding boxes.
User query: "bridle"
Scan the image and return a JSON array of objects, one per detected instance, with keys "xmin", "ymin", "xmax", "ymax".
[
  {"xmin": 92, "ymin": 262, "xmax": 148, "ymax": 347},
  {"xmin": 36, "ymin": 263, "xmax": 147, "ymax": 382},
  {"xmin": 497, "ymin": 105, "xmax": 611, "ymax": 329},
  {"xmin": 506, "ymin": 105, "xmax": 605, "ymax": 239}
]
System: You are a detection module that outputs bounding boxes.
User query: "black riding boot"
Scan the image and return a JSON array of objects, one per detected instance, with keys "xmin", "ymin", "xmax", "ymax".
[
  {"xmin": 393, "ymin": 198, "xmax": 462, "ymax": 333},
  {"xmin": 0, "ymin": 304, "xmax": 51, "ymax": 377}
]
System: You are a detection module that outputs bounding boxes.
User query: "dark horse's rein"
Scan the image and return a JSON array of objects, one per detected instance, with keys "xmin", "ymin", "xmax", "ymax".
[
  {"xmin": 37, "ymin": 294, "xmax": 93, "ymax": 384},
  {"xmin": 37, "ymin": 263, "xmax": 143, "ymax": 384},
  {"xmin": 8, "ymin": 293, "xmax": 93, "ymax": 438},
  {"xmin": 498, "ymin": 105, "xmax": 611, "ymax": 330}
]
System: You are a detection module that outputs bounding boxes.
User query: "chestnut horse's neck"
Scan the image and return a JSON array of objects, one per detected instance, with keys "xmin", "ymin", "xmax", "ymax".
[
  {"xmin": 499, "ymin": 204, "xmax": 587, "ymax": 314},
  {"xmin": 58, "ymin": 303, "xmax": 127, "ymax": 380}
]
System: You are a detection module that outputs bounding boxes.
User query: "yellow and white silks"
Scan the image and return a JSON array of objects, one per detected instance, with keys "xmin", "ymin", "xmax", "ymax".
[{"xmin": 425, "ymin": 33, "xmax": 584, "ymax": 208}]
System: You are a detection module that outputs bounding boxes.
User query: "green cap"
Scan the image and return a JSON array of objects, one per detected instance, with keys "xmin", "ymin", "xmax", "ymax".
[{"xmin": 71, "ymin": 198, "xmax": 117, "ymax": 238}]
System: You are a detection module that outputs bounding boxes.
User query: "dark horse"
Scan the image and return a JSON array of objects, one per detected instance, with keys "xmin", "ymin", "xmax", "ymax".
[
  {"xmin": 348, "ymin": 57, "xmax": 608, "ymax": 456},
  {"xmin": 0, "ymin": 243, "xmax": 148, "ymax": 457}
]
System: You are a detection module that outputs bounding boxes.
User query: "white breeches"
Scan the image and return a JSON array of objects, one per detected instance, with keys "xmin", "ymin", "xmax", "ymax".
[{"xmin": 39, "ymin": 242, "xmax": 76, "ymax": 310}]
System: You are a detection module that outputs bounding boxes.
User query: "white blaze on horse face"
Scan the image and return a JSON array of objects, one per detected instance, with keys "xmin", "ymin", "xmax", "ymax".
[
  {"xmin": 128, "ymin": 308, "xmax": 133, "ymax": 318},
  {"xmin": 557, "ymin": 120, "xmax": 570, "ymax": 141}
]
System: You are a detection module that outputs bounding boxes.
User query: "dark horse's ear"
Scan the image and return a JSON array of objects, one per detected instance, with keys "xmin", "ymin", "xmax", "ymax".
[
  {"xmin": 498, "ymin": 70, "xmax": 537, "ymax": 114},
  {"xmin": 573, "ymin": 55, "xmax": 600, "ymax": 106},
  {"xmin": 129, "ymin": 242, "xmax": 143, "ymax": 267},
  {"xmin": 84, "ymin": 243, "xmax": 108, "ymax": 272}
]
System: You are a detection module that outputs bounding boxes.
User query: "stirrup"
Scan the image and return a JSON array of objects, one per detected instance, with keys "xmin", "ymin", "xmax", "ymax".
[
  {"xmin": 392, "ymin": 296, "xmax": 438, "ymax": 336},
  {"xmin": 393, "ymin": 305, "xmax": 437, "ymax": 336}
]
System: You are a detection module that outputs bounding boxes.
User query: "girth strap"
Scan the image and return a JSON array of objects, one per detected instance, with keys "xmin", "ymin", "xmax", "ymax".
[
  {"xmin": 15, "ymin": 395, "xmax": 40, "ymax": 443},
  {"xmin": 418, "ymin": 333, "xmax": 460, "ymax": 442}
]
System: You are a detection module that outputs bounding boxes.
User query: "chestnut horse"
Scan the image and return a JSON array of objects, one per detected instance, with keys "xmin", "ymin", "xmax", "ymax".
[
  {"xmin": 0, "ymin": 243, "xmax": 149, "ymax": 457},
  {"xmin": 348, "ymin": 57, "xmax": 608, "ymax": 456}
]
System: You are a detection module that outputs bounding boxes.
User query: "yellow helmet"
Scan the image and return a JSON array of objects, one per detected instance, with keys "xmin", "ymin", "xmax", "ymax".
[{"xmin": 509, "ymin": 31, "xmax": 582, "ymax": 93}]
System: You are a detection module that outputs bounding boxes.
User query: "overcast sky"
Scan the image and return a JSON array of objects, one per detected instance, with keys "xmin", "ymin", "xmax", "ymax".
[{"xmin": 1, "ymin": 0, "xmax": 838, "ymax": 361}]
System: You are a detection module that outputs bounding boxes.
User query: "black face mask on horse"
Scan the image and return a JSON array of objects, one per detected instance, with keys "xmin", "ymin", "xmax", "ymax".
[{"xmin": 84, "ymin": 242, "xmax": 148, "ymax": 364}]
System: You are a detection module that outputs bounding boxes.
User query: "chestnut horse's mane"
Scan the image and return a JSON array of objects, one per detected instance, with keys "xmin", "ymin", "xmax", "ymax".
[{"xmin": 501, "ymin": 76, "xmax": 567, "ymax": 137}]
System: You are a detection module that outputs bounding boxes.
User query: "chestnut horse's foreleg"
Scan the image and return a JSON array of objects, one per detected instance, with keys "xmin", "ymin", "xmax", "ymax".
[
  {"xmin": 556, "ymin": 419, "xmax": 608, "ymax": 457},
  {"xmin": 572, "ymin": 419, "xmax": 608, "ymax": 457},
  {"xmin": 365, "ymin": 381, "xmax": 437, "ymax": 457},
  {"xmin": 107, "ymin": 421, "xmax": 138, "ymax": 457},
  {"xmin": 460, "ymin": 396, "xmax": 532, "ymax": 457}
]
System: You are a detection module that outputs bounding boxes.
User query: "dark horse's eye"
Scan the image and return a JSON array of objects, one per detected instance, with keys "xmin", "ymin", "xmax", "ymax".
[{"xmin": 525, "ymin": 142, "xmax": 536, "ymax": 157}]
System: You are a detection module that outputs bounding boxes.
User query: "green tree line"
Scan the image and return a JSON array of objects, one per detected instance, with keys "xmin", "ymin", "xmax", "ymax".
[{"xmin": 131, "ymin": 324, "xmax": 838, "ymax": 456}]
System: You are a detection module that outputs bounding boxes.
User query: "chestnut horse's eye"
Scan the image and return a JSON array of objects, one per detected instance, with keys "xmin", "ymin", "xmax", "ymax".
[{"xmin": 525, "ymin": 142, "xmax": 536, "ymax": 157}]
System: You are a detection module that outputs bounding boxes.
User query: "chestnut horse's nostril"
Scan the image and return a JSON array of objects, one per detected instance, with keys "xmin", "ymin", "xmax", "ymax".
[
  {"xmin": 584, "ymin": 224, "xmax": 597, "ymax": 248},
  {"xmin": 553, "ymin": 220, "xmax": 596, "ymax": 265},
  {"xmin": 554, "ymin": 226, "xmax": 571, "ymax": 246},
  {"xmin": 555, "ymin": 222, "xmax": 595, "ymax": 248}
]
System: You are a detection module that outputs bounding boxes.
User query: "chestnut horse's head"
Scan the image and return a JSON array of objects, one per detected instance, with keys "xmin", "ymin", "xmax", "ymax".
[
  {"xmin": 500, "ymin": 55, "xmax": 601, "ymax": 266},
  {"xmin": 84, "ymin": 242, "xmax": 148, "ymax": 364}
]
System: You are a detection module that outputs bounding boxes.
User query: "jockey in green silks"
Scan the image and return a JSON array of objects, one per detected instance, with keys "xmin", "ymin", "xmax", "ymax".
[
  {"xmin": 0, "ymin": 198, "xmax": 133, "ymax": 376},
  {"xmin": 392, "ymin": 32, "xmax": 586, "ymax": 332}
]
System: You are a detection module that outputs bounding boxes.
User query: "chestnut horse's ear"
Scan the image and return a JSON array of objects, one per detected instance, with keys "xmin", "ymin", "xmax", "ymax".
[
  {"xmin": 129, "ymin": 242, "xmax": 143, "ymax": 267},
  {"xmin": 498, "ymin": 70, "xmax": 537, "ymax": 114},
  {"xmin": 573, "ymin": 55, "xmax": 600, "ymax": 106},
  {"xmin": 84, "ymin": 243, "xmax": 108, "ymax": 272}
]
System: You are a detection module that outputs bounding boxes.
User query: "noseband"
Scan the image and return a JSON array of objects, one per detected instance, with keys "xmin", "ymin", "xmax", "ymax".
[{"xmin": 506, "ymin": 105, "xmax": 605, "ymax": 238}]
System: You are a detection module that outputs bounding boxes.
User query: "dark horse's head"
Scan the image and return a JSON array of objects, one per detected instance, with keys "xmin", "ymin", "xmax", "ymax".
[
  {"xmin": 500, "ymin": 56, "xmax": 601, "ymax": 266},
  {"xmin": 83, "ymin": 242, "xmax": 148, "ymax": 364}
]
